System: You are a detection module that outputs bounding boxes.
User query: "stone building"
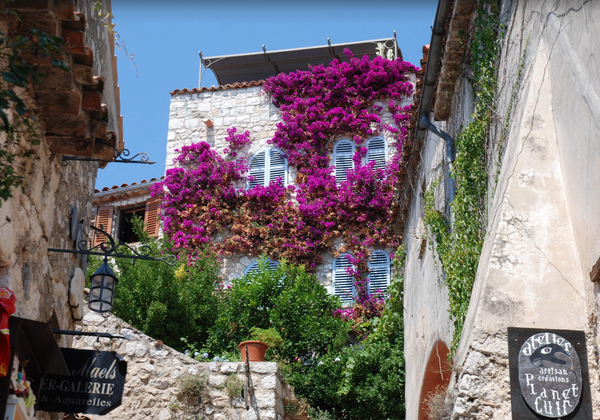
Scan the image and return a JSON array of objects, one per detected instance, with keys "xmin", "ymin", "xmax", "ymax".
[
  {"xmin": 402, "ymin": 0, "xmax": 600, "ymax": 419},
  {"xmin": 165, "ymin": 38, "xmax": 411, "ymax": 300},
  {"xmin": 0, "ymin": 0, "xmax": 123, "ymax": 418}
]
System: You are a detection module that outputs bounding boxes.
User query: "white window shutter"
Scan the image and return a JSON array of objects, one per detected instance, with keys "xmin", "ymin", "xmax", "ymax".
[
  {"xmin": 248, "ymin": 150, "xmax": 266, "ymax": 189},
  {"xmin": 333, "ymin": 253, "xmax": 355, "ymax": 302},
  {"xmin": 333, "ymin": 139, "xmax": 355, "ymax": 184},
  {"xmin": 367, "ymin": 137, "xmax": 387, "ymax": 169},
  {"xmin": 268, "ymin": 148, "xmax": 287, "ymax": 186},
  {"xmin": 243, "ymin": 258, "xmax": 280, "ymax": 276},
  {"xmin": 368, "ymin": 250, "xmax": 390, "ymax": 295}
]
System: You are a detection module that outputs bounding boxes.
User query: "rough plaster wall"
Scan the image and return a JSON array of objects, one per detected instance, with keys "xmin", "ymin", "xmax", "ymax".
[
  {"xmin": 403, "ymin": 129, "xmax": 454, "ymax": 420},
  {"xmin": 166, "ymin": 87, "xmax": 403, "ymax": 288},
  {"xmin": 71, "ymin": 312, "xmax": 293, "ymax": 420},
  {"xmin": 444, "ymin": 1, "xmax": 600, "ymax": 418}
]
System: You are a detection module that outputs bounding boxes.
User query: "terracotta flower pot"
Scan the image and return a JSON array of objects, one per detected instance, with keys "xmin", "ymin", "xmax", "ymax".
[{"xmin": 238, "ymin": 340, "xmax": 268, "ymax": 362}]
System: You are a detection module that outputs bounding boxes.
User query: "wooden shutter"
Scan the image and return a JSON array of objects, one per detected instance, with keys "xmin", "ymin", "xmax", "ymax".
[
  {"xmin": 368, "ymin": 250, "xmax": 390, "ymax": 295},
  {"xmin": 92, "ymin": 206, "xmax": 114, "ymax": 247},
  {"xmin": 267, "ymin": 148, "xmax": 287, "ymax": 186},
  {"xmin": 247, "ymin": 150, "xmax": 266, "ymax": 189},
  {"xmin": 243, "ymin": 259, "xmax": 280, "ymax": 276},
  {"xmin": 367, "ymin": 137, "xmax": 387, "ymax": 169},
  {"xmin": 144, "ymin": 198, "xmax": 161, "ymax": 238},
  {"xmin": 333, "ymin": 253, "xmax": 355, "ymax": 302},
  {"xmin": 334, "ymin": 139, "xmax": 355, "ymax": 184}
]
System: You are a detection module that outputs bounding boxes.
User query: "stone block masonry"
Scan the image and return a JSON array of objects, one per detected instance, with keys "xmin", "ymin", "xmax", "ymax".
[{"xmin": 72, "ymin": 311, "xmax": 295, "ymax": 420}]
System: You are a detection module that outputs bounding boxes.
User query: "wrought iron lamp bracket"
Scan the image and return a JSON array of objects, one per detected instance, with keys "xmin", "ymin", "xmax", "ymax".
[
  {"xmin": 61, "ymin": 147, "xmax": 155, "ymax": 166},
  {"xmin": 48, "ymin": 224, "xmax": 175, "ymax": 265}
]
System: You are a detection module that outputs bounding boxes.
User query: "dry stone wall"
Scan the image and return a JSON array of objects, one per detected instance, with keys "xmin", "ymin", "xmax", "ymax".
[{"xmin": 72, "ymin": 311, "xmax": 295, "ymax": 420}]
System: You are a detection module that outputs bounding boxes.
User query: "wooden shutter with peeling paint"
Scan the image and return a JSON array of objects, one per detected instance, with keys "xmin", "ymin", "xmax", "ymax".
[
  {"xmin": 366, "ymin": 136, "xmax": 387, "ymax": 169},
  {"xmin": 92, "ymin": 206, "xmax": 114, "ymax": 247},
  {"xmin": 144, "ymin": 198, "xmax": 161, "ymax": 238},
  {"xmin": 333, "ymin": 139, "xmax": 355, "ymax": 184},
  {"xmin": 333, "ymin": 253, "xmax": 355, "ymax": 302}
]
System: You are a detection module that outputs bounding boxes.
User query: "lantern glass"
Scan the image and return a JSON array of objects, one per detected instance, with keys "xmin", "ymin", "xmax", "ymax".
[{"xmin": 88, "ymin": 260, "xmax": 118, "ymax": 313}]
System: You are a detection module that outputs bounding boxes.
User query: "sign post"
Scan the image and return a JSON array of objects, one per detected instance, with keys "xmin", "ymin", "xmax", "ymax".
[{"xmin": 37, "ymin": 348, "xmax": 127, "ymax": 415}]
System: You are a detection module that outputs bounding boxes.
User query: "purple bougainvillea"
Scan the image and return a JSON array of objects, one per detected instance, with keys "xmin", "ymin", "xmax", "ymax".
[{"xmin": 152, "ymin": 51, "xmax": 416, "ymax": 308}]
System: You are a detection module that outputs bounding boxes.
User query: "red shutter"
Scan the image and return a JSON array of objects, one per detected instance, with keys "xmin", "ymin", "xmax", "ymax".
[
  {"xmin": 144, "ymin": 198, "xmax": 161, "ymax": 238},
  {"xmin": 92, "ymin": 206, "xmax": 114, "ymax": 247}
]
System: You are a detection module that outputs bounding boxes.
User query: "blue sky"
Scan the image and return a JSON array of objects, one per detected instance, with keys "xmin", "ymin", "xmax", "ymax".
[{"xmin": 96, "ymin": 0, "xmax": 438, "ymax": 189}]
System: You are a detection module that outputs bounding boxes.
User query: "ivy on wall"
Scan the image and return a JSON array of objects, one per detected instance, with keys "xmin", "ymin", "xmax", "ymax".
[{"xmin": 424, "ymin": 0, "xmax": 501, "ymax": 354}]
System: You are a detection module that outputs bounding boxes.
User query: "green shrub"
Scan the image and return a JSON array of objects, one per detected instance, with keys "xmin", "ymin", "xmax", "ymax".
[
  {"xmin": 207, "ymin": 259, "xmax": 349, "ymax": 363},
  {"xmin": 87, "ymin": 216, "xmax": 222, "ymax": 352}
]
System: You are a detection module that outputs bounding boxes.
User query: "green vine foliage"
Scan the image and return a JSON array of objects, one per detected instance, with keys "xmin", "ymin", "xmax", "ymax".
[
  {"xmin": 424, "ymin": 0, "xmax": 501, "ymax": 354},
  {"xmin": 0, "ymin": 20, "xmax": 67, "ymax": 205}
]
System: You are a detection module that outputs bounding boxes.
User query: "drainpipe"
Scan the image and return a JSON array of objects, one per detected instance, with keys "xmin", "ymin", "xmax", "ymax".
[
  {"xmin": 421, "ymin": 113, "xmax": 456, "ymax": 204},
  {"xmin": 415, "ymin": 0, "xmax": 452, "ymax": 139}
]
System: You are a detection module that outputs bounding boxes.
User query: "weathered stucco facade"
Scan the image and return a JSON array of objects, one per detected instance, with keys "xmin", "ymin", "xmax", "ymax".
[{"xmin": 404, "ymin": 0, "xmax": 600, "ymax": 418}]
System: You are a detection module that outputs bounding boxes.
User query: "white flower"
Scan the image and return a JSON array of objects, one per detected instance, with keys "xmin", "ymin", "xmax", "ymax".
[
  {"xmin": 334, "ymin": 357, "xmax": 340, "ymax": 362},
  {"xmin": 203, "ymin": 353, "xmax": 209, "ymax": 359},
  {"xmin": 184, "ymin": 350, "xmax": 190, "ymax": 356},
  {"xmin": 194, "ymin": 352, "xmax": 199, "ymax": 357},
  {"xmin": 318, "ymin": 361, "xmax": 324, "ymax": 366},
  {"xmin": 213, "ymin": 356, "xmax": 220, "ymax": 361}
]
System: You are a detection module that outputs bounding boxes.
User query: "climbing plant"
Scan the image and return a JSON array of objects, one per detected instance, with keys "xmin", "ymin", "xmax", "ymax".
[
  {"xmin": 152, "ymin": 51, "xmax": 416, "ymax": 307},
  {"xmin": 424, "ymin": 0, "xmax": 501, "ymax": 354}
]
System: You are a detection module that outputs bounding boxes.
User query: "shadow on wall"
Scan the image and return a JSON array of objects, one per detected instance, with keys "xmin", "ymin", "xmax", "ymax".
[{"xmin": 419, "ymin": 340, "xmax": 451, "ymax": 420}]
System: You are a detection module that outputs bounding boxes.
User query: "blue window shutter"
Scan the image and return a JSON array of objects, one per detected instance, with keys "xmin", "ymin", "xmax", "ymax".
[
  {"xmin": 368, "ymin": 250, "xmax": 390, "ymax": 295},
  {"xmin": 333, "ymin": 139, "xmax": 355, "ymax": 184},
  {"xmin": 268, "ymin": 148, "xmax": 287, "ymax": 186},
  {"xmin": 366, "ymin": 137, "xmax": 387, "ymax": 169},
  {"xmin": 243, "ymin": 258, "xmax": 280, "ymax": 276},
  {"xmin": 247, "ymin": 150, "xmax": 266, "ymax": 189},
  {"xmin": 333, "ymin": 253, "xmax": 355, "ymax": 302}
]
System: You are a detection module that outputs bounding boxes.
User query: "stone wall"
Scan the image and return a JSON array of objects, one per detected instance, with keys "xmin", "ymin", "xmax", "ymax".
[
  {"xmin": 166, "ymin": 84, "xmax": 406, "ymax": 290},
  {"xmin": 71, "ymin": 312, "xmax": 296, "ymax": 420},
  {"xmin": 403, "ymin": 1, "xmax": 600, "ymax": 418}
]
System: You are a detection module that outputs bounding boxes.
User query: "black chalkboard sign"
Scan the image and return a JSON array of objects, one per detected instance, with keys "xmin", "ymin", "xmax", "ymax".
[
  {"xmin": 508, "ymin": 328, "xmax": 592, "ymax": 419},
  {"xmin": 37, "ymin": 348, "xmax": 127, "ymax": 415}
]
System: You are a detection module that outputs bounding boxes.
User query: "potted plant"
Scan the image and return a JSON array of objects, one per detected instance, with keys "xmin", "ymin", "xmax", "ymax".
[{"xmin": 238, "ymin": 327, "xmax": 283, "ymax": 362}]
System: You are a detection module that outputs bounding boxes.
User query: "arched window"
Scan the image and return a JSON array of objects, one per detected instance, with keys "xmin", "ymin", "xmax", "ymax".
[
  {"xmin": 333, "ymin": 253, "xmax": 355, "ymax": 302},
  {"xmin": 247, "ymin": 147, "xmax": 287, "ymax": 189},
  {"xmin": 368, "ymin": 250, "xmax": 391, "ymax": 295},
  {"xmin": 366, "ymin": 136, "xmax": 387, "ymax": 169},
  {"xmin": 243, "ymin": 258, "xmax": 280, "ymax": 276},
  {"xmin": 333, "ymin": 139, "xmax": 355, "ymax": 184}
]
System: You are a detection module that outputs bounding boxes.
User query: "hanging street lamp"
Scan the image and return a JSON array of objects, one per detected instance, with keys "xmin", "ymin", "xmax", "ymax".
[{"xmin": 88, "ymin": 258, "xmax": 119, "ymax": 313}]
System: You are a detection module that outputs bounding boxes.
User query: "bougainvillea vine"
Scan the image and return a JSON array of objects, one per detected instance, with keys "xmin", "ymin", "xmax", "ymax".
[{"xmin": 152, "ymin": 50, "xmax": 417, "ymax": 307}]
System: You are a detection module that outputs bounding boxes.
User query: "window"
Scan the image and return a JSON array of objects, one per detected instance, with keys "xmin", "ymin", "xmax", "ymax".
[
  {"xmin": 333, "ymin": 139, "xmax": 355, "ymax": 184},
  {"xmin": 118, "ymin": 206, "xmax": 146, "ymax": 244},
  {"xmin": 244, "ymin": 258, "xmax": 280, "ymax": 276},
  {"xmin": 366, "ymin": 136, "xmax": 387, "ymax": 169},
  {"xmin": 333, "ymin": 253, "xmax": 355, "ymax": 302},
  {"xmin": 247, "ymin": 147, "xmax": 287, "ymax": 189},
  {"xmin": 368, "ymin": 250, "xmax": 391, "ymax": 295}
]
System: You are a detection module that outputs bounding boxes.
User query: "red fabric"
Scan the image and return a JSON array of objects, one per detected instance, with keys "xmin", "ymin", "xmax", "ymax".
[{"xmin": 0, "ymin": 287, "xmax": 16, "ymax": 377}]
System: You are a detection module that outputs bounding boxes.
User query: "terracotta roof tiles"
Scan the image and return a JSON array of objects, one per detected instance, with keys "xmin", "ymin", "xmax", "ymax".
[{"xmin": 170, "ymin": 80, "xmax": 265, "ymax": 96}]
